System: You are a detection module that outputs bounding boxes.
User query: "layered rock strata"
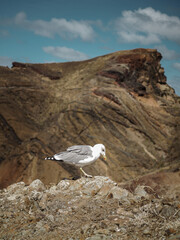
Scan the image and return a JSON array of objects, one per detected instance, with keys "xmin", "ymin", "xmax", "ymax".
[{"xmin": 0, "ymin": 48, "xmax": 179, "ymax": 188}]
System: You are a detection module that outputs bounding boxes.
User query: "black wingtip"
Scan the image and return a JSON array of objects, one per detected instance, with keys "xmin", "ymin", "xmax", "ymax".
[{"xmin": 45, "ymin": 157, "xmax": 54, "ymax": 160}]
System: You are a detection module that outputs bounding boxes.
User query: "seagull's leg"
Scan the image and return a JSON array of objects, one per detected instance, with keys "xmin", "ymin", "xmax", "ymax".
[{"xmin": 80, "ymin": 167, "xmax": 92, "ymax": 178}]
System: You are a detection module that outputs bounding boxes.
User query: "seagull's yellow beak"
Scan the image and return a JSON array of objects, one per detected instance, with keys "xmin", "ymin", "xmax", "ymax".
[{"xmin": 103, "ymin": 155, "xmax": 107, "ymax": 161}]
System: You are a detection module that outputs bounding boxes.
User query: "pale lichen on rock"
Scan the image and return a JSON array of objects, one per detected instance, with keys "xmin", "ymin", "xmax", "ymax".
[{"xmin": 0, "ymin": 176, "xmax": 180, "ymax": 239}]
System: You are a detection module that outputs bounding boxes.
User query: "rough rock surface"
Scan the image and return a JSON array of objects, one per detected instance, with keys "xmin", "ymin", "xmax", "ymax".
[
  {"xmin": 0, "ymin": 48, "xmax": 180, "ymax": 188},
  {"xmin": 0, "ymin": 176, "xmax": 180, "ymax": 239}
]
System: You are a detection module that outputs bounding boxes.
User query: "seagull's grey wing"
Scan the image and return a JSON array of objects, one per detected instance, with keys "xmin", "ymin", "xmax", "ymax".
[
  {"xmin": 54, "ymin": 151, "xmax": 89, "ymax": 165},
  {"xmin": 67, "ymin": 145, "xmax": 93, "ymax": 156},
  {"xmin": 54, "ymin": 151, "xmax": 67, "ymax": 160}
]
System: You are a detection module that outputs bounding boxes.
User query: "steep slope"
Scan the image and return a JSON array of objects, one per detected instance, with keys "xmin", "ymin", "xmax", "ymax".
[{"xmin": 0, "ymin": 48, "xmax": 180, "ymax": 188}]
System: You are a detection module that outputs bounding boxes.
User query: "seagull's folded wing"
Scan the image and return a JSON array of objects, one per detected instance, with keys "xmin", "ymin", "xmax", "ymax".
[{"xmin": 67, "ymin": 145, "xmax": 93, "ymax": 156}]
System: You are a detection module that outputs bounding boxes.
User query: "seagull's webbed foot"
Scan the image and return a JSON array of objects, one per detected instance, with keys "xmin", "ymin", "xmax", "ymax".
[{"xmin": 80, "ymin": 167, "xmax": 93, "ymax": 178}]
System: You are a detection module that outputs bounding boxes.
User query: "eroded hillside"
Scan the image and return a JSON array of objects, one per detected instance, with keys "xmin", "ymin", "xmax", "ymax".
[{"xmin": 0, "ymin": 48, "xmax": 180, "ymax": 188}]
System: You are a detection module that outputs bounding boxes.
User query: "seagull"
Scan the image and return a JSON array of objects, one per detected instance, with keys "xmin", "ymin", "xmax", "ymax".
[{"xmin": 45, "ymin": 144, "xmax": 106, "ymax": 178}]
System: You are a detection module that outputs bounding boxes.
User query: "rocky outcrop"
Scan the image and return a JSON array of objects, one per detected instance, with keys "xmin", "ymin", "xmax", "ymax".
[
  {"xmin": 0, "ymin": 176, "xmax": 180, "ymax": 239},
  {"xmin": 0, "ymin": 48, "xmax": 180, "ymax": 188}
]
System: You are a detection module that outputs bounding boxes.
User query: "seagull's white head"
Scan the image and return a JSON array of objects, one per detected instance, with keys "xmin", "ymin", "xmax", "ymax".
[{"xmin": 93, "ymin": 144, "xmax": 106, "ymax": 160}]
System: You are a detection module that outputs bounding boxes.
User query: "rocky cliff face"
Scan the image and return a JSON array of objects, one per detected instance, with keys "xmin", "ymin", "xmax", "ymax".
[
  {"xmin": 0, "ymin": 176, "xmax": 180, "ymax": 239},
  {"xmin": 0, "ymin": 48, "xmax": 180, "ymax": 188}
]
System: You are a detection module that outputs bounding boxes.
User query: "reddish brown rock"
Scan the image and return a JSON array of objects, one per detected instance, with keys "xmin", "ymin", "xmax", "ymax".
[{"xmin": 0, "ymin": 48, "xmax": 180, "ymax": 188}]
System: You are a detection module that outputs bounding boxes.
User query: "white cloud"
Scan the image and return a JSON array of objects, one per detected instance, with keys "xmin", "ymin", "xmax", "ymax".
[
  {"xmin": 14, "ymin": 12, "xmax": 95, "ymax": 41},
  {"xmin": 0, "ymin": 56, "xmax": 12, "ymax": 67},
  {"xmin": 115, "ymin": 7, "xmax": 180, "ymax": 45},
  {"xmin": 43, "ymin": 46, "xmax": 89, "ymax": 61},
  {"xmin": 0, "ymin": 30, "xmax": 9, "ymax": 37},
  {"xmin": 155, "ymin": 45, "xmax": 180, "ymax": 60},
  {"xmin": 173, "ymin": 62, "xmax": 180, "ymax": 71}
]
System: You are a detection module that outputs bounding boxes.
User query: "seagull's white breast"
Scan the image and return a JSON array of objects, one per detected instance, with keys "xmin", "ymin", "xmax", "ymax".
[{"xmin": 77, "ymin": 146, "xmax": 100, "ymax": 167}]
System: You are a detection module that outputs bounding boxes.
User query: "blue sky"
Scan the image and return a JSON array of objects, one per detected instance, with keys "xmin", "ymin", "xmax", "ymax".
[{"xmin": 0, "ymin": 0, "xmax": 180, "ymax": 95}]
